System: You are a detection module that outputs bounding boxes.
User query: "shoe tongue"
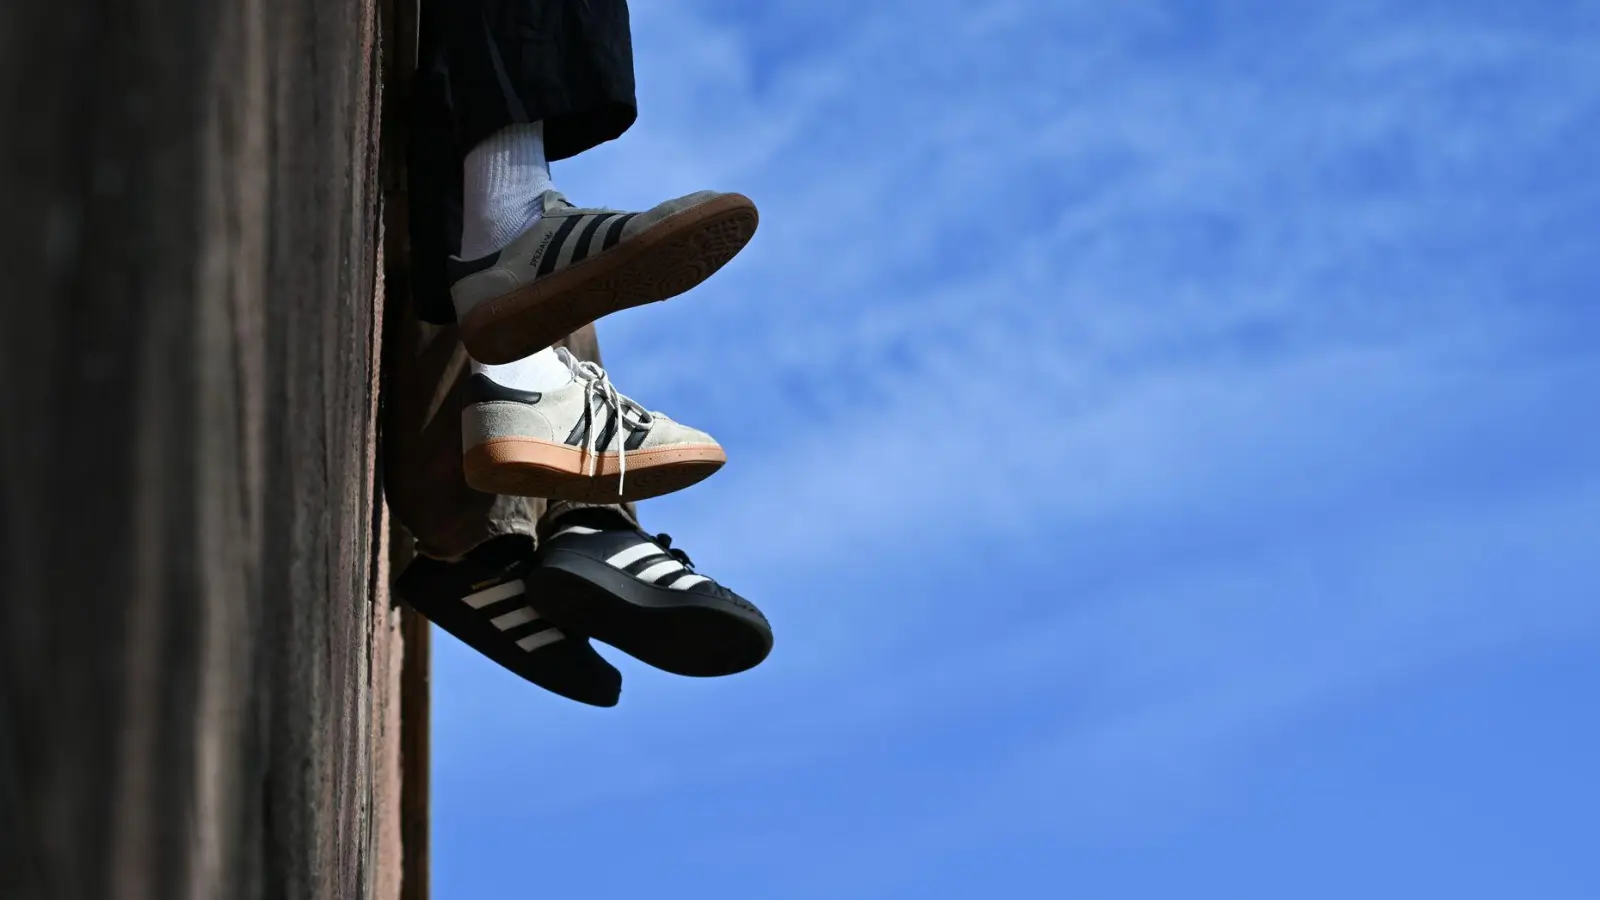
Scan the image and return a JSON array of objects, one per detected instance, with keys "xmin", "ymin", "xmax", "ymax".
[
  {"xmin": 542, "ymin": 507, "xmax": 637, "ymax": 539},
  {"xmin": 537, "ymin": 189, "xmax": 573, "ymax": 211},
  {"xmin": 552, "ymin": 346, "xmax": 579, "ymax": 372},
  {"xmin": 461, "ymin": 533, "xmax": 536, "ymax": 577}
]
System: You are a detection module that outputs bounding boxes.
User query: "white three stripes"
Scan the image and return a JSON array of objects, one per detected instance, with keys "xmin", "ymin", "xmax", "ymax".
[
  {"xmin": 603, "ymin": 541, "xmax": 711, "ymax": 590},
  {"xmin": 550, "ymin": 527, "xmax": 712, "ymax": 590},
  {"xmin": 516, "ymin": 630, "xmax": 564, "ymax": 652},
  {"xmin": 606, "ymin": 541, "xmax": 664, "ymax": 569},
  {"xmin": 635, "ymin": 559, "xmax": 687, "ymax": 584},
  {"xmin": 462, "ymin": 580, "xmax": 525, "ymax": 608},
  {"xmin": 459, "ymin": 579, "xmax": 565, "ymax": 651},
  {"xmin": 490, "ymin": 606, "xmax": 539, "ymax": 630}
]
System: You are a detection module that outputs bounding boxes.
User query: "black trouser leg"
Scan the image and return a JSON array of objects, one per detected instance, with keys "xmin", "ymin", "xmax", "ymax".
[{"xmin": 409, "ymin": 0, "xmax": 638, "ymax": 324}]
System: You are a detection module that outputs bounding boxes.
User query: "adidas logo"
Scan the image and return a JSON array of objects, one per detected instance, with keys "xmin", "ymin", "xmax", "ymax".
[
  {"xmin": 530, "ymin": 229, "xmax": 556, "ymax": 266},
  {"xmin": 468, "ymin": 565, "xmax": 520, "ymax": 591}
]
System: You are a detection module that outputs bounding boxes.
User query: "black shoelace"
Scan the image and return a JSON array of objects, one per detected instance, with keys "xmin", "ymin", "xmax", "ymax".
[{"xmin": 653, "ymin": 533, "xmax": 695, "ymax": 569}]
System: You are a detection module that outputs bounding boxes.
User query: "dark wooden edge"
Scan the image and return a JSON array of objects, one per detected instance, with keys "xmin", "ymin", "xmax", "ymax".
[
  {"xmin": 379, "ymin": 0, "xmax": 427, "ymax": 899},
  {"xmin": 398, "ymin": 602, "xmax": 431, "ymax": 900}
]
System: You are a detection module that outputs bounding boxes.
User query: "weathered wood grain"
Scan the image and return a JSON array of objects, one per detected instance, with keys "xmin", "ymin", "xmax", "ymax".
[{"xmin": 0, "ymin": 0, "xmax": 419, "ymax": 897}]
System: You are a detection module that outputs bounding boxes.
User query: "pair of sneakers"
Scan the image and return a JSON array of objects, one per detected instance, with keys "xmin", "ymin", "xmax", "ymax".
[
  {"xmin": 396, "ymin": 509, "xmax": 772, "ymax": 707},
  {"xmin": 396, "ymin": 188, "xmax": 768, "ymax": 704},
  {"xmin": 450, "ymin": 188, "xmax": 757, "ymax": 504}
]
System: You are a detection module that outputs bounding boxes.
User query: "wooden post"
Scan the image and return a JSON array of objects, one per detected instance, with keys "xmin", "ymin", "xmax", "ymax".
[
  {"xmin": 0, "ymin": 0, "xmax": 421, "ymax": 896},
  {"xmin": 379, "ymin": 2, "xmax": 431, "ymax": 899}
]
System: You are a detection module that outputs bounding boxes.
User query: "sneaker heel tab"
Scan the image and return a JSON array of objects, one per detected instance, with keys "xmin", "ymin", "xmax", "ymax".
[
  {"xmin": 465, "ymin": 373, "xmax": 542, "ymax": 405},
  {"xmin": 536, "ymin": 188, "xmax": 572, "ymax": 211},
  {"xmin": 447, "ymin": 249, "xmax": 502, "ymax": 285}
]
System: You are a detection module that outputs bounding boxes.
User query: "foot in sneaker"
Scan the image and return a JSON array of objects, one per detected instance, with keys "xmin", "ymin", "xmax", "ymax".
[
  {"xmin": 527, "ymin": 509, "xmax": 773, "ymax": 678},
  {"xmin": 393, "ymin": 535, "xmax": 621, "ymax": 707},
  {"xmin": 451, "ymin": 189, "xmax": 758, "ymax": 365},
  {"xmin": 462, "ymin": 348, "xmax": 725, "ymax": 503}
]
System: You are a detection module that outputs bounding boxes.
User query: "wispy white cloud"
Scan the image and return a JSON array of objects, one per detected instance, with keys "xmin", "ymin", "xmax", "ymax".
[{"xmin": 569, "ymin": 0, "xmax": 1599, "ymax": 436}]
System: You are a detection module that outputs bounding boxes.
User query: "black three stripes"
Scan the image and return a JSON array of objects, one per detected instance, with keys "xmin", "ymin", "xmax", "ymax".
[
  {"xmin": 534, "ymin": 212, "xmax": 640, "ymax": 277},
  {"xmin": 604, "ymin": 214, "xmax": 637, "ymax": 250},
  {"xmin": 571, "ymin": 213, "xmax": 616, "ymax": 265},
  {"xmin": 564, "ymin": 404, "xmax": 652, "ymax": 451}
]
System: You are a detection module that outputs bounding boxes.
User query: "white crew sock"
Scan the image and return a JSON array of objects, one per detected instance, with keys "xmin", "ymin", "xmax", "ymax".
[
  {"xmin": 459, "ymin": 122, "xmax": 553, "ymax": 260},
  {"xmin": 472, "ymin": 347, "xmax": 574, "ymax": 393}
]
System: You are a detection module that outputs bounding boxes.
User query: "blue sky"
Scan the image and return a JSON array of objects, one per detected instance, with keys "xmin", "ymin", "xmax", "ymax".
[{"xmin": 430, "ymin": 2, "xmax": 1600, "ymax": 897}]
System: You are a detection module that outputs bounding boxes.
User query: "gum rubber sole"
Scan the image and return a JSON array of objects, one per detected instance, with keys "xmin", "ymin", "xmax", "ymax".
[
  {"xmin": 463, "ymin": 437, "xmax": 726, "ymax": 503},
  {"xmin": 460, "ymin": 193, "xmax": 759, "ymax": 365},
  {"xmin": 531, "ymin": 550, "xmax": 773, "ymax": 678}
]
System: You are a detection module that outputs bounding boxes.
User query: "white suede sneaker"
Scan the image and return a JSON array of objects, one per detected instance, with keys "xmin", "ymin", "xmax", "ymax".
[{"xmin": 461, "ymin": 349, "xmax": 726, "ymax": 503}]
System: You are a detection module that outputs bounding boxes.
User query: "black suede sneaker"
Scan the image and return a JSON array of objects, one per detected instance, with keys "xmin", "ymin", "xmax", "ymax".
[
  {"xmin": 528, "ymin": 509, "xmax": 773, "ymax": 677},
  {"xmin": 394, "ymin": 534, "xmax": 621, "ymax": 707}
]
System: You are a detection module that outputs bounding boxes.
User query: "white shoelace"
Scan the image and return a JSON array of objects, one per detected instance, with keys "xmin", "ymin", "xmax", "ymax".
[{"xmin": 555, "ymin": 349, "xmax": 653, "ymax": 495}]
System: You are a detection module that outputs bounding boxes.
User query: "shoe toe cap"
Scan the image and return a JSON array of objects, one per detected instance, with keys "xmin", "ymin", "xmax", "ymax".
[
  {"xmin": 631, "ymin": 190, "xmax": 737, "ymax": 233},
  {"xmin": 647, "ymin": 418, "xmax": 721, "ymax": 450}
]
